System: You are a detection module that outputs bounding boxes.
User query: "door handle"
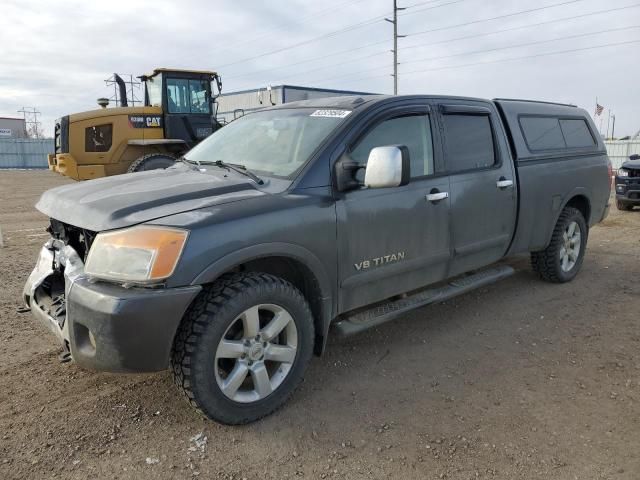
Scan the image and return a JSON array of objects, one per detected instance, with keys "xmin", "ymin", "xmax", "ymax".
[
  {"xmin": 496, "ymin": 179, "xmax": 513, "ymax": 189},
  {"xmin": 426, "ymin": 191, "xmax": 449, "ymax": 202}
]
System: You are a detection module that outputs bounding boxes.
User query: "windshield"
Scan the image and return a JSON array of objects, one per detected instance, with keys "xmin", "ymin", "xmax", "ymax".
[
  {"xmin": 145, "ymin": 75, "xmax": 162, "ymax": 107},
  {"xmin": 184, "ymin": 108, "xmax": 351, "ymax": 178}
]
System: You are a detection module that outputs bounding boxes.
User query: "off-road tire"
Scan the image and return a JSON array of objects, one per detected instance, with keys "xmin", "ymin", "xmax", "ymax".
[
  {"xmin": 616, "ymin": 199, "xmax": 632, "ymax": 211},
  {"xmin": 127, "ymin": 153, "xmax": 176, "ymax": 173},
  {"xmin": 171, "ymin": 272, "xmax": 314, "ymax": 425},
  {"xmin": 531, "ymin": 207, "xmax": 588, "ymax": 283}
]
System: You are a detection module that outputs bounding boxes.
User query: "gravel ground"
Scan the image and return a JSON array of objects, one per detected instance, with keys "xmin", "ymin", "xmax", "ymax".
[{"xmin": 0, "ymin": 170, "xmax": 639, "ymax": 480}]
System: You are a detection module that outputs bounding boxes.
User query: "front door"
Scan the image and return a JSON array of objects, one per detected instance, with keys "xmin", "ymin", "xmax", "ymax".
[
  {"xmin": 164, "ymin": 76, "xmax": 214, "ymax": 146},
  {"xmin": 437, "ymin": 102, "xmax": 518, "ymax": 276},
  {"xmin": 336, "ymin": 105, "xmax": 452, "ymax": 313}
]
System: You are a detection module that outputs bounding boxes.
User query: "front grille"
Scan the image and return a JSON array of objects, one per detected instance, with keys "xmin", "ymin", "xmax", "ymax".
[
  {"xmin": 47, "ymin": 219, "xmax": 96, "ymax": 261},
  {"xmin": 620, "ymin": 167, "xmax": 640, "ymax": 178}
]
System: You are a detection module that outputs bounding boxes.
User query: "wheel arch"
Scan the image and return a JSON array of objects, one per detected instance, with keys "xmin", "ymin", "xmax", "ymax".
[
  {"xmin": 191, "ymin": 243, "xmax": 334, "ymax": 355},
  {"xmin": 543, "ymin": 189, "xmax": 592, "ymax": 248}
]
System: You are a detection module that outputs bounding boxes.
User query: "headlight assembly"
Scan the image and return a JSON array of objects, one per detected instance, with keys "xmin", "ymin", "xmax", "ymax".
[
  {"xmin": 85, "ymin": 226, "xmax": 188, "ymax": 283},
  {"xmin": 617, "ymin": 169, "xmax": 629, "ymax": 177}
]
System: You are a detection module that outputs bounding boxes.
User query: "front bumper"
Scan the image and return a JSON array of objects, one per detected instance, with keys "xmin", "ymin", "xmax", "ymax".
[
  {"xmin": 24, "ymin": 240, "xmax": 201, "ymax": 372},
  {"xmin": 615, "ymin": 177, "xmax": 640, "ymax": 205},
  {"xmin": 48, "ymin": 153, "xmax": 106, "ymax": 180}
]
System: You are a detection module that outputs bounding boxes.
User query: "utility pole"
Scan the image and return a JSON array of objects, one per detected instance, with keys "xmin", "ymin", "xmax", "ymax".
[
  {"xmin": 17, "ymin": 107, "xmax": 42, "ymax": 139},
  {"xmin": 385, "ymin": 0, "xmax": 406, "ymax": 95},
  {"xmin": 605, "ymin": 110, "xmax": 611, "ymax": 139}
]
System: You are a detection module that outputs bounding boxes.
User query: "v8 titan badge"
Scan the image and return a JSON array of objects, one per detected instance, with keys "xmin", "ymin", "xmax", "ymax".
[{"xmin": 128, "ymin": 115, "xmax": 163, "ymax": 128}]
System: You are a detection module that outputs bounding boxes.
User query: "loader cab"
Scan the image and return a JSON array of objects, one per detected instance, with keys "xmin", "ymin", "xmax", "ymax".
[{"xmin": 140, "ymin": 68, "xmax": 223, "ymax": 147}]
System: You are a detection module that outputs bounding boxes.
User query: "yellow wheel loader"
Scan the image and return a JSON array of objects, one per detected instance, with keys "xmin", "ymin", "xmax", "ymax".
[{"xmin": 49, "ymin": 68, "xmax": 222, "ymax": 180}]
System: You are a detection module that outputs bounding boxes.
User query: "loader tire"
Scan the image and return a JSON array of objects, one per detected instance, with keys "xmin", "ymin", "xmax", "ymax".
[{"xmin": 127, "ymin": 153, "xmax": 176, "ymax": 173}]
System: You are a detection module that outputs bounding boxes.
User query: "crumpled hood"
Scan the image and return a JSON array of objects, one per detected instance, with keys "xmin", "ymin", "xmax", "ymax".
[{"xmin": 36, "ymin": 166, "xmax": 266, "ymax": 232}]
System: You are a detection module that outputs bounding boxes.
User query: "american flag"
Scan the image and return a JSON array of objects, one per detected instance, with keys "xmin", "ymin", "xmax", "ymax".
[{"xmin": 595, "ymin": 103, "xmax": 604, "ymax": 116}]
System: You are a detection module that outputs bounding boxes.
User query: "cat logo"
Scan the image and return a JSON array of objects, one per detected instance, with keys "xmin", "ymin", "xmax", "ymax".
[{"xmin": 128, "ymin": 115, "xmax": 163, "ymax": 129}]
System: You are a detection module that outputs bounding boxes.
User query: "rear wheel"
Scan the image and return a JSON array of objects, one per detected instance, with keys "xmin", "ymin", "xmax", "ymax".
[
  {"xmin": 531, "ymin": 207, "xmax": 587, "ymax": 283},
  {"xmin": 171, "ymin": 272, "xmax": 314, "ymax": 424},
  {"xmin": 127, "ymin": 153, "xmax": 176, "ymax": 172}
]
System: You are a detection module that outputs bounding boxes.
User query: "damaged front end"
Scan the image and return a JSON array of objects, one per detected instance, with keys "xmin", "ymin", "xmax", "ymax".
[
  {"xmin": 23, "ymin": 220, "xmax": 94, "ymax": 359},
  {"xmin": 22, "ymin": 219, "xmax": 201, "ymax": 372}
]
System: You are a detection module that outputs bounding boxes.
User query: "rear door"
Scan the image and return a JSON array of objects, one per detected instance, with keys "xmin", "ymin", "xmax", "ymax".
[
  {"xmin": 336, "ymin": 103, "xmax": 451, "ymax": 312},
  {"xmin": 437, "ymin": 102, "xmax": 517, "ymax": 276}
]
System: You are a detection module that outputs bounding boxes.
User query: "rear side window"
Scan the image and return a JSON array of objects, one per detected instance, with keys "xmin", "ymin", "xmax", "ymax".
[
  {"xmin": 519, "ymin": 117, "xmax": 565, "ymax": 151},
  {"xmin": 519, "ymin": 116, "xmax": 595, "ymax": 151},
  {"xmin": 559, "ymin": 119, "xmax": 595, "ymax": 148},
  {"xmin": 442, "ymin": 114, "xmax": 495, "ymax": 172}
]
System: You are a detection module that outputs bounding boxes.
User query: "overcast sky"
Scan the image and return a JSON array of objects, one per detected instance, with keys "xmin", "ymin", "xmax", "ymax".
[{"xmin": 1, "ymin": 0, "xmax": 638, "ymax": 137}]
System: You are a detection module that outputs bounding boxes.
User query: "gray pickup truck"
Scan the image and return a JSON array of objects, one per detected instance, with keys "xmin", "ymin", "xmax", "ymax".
[{"xmin": 24, "ymin": 95, "xmax": 611, "ymax": 424}]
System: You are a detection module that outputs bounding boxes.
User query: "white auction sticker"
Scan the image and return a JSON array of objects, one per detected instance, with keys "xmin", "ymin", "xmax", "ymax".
[{"xmin": 310, "ymin": 109, "xmax": 351, "ymax": 118}]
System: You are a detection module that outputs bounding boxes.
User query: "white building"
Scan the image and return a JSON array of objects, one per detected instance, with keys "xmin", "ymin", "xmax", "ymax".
[
  {"xmin": 216, "ymin": 85, "xmax": 376, "ymax": 124},
  {"xmin": 0, "ymin": 117, "xmax": 27, "ymax": 139}
]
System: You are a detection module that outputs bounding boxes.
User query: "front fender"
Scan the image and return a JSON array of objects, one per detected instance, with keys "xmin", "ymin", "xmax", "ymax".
[{"xmin": 191, "ymin": 242, "xmax": 335, "ymax": 347}]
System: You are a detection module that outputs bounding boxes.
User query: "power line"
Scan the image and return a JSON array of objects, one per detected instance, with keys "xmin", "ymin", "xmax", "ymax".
[
  {"xmin": 401, "ymin": 25, "xmax": 640, "ymax": 66},
  {"xmin": 400, "ymin": 3, "xmax": 640, "ymax": 52},
  {"xmin": 227, "ymin": 2, "xmax": 639, "ymax": 87},
  {"xmin": 266, "ymin": 50, "xmax": 389, "ymax": 85},
  {"xmin": 405, "ymin": 0, "xmax": 585, "ymax": 39},
  {"xmin": 206, "ymin": 0, "xmax": 371, "ymax": 61},
  {"xmin": 301, "ymin": 25, "xmax": 635, "ymax": 85},
  {"xmin": 398, "ymin": 0, "xmax": 471, "ymax": 17},
  {"xmin": 217, "ymin": 14, "xmax": 388, "ymax": 70},
  {"xmin": 225, "ymin": 39, "xmax": 388, "ymax": 81},
  {"xmin": 224, "ymin": 0, "xmax": 469, "ymax": 83},
  {"xmin": 316, "ymin": 39, "xmax": 640, "ymax": 86},
  {"xmin": 402, "ymin": 0, "xmax": 460, "ymax": 8},
  {"xmin": 218, "ymin": 0, "xmax": 474, "ymax": 71},
  {"xmin": 401, "ymin": 39, "xmax": 640, "ymax": 75}
]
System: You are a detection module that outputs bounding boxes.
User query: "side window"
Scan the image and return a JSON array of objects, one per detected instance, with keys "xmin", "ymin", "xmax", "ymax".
[
  {"xmin": 350, "ymin": 114, "xmax": 434, "ymax": 178},
  {"xmin": 442, "ymin": 114, "xmax": 495, "ymax": 172},
  {"xmin": 188, "ymin": 79, "xmax": 211, "ymax": 114},
  {"xmin": 519, "ymin": 116, "xmax": 565, "ymax": 151},
  {"xmin": 166, "ymin": 78, "xmax": 190, "ymax": 113},
  {"xmin": 559, "ymin": 119, "xmax": 595, "ymax": 148},
  {"xmin": 85, "ymin": 124, "xmax": 112, "ymax": 152}
]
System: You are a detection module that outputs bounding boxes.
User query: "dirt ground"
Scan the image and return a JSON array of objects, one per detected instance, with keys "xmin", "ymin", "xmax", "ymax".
[{"xmin": 0, "ymin": 170, "xmax": 638, "ymax": 480}]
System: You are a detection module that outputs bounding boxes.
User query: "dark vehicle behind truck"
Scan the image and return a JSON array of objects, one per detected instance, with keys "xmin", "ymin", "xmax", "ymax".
[
  {"xmin": 615, "ymin": 153, "xmax": 640, "ymax": 210},
  {"xmin": 24, "ymin": 94, "xmax": 611, "ymax": 424}
]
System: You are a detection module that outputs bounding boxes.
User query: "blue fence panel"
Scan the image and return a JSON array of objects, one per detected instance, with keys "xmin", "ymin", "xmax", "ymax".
[{"xmin": 0, "ymin": 138, "xmax": 52, "ymax": 169}]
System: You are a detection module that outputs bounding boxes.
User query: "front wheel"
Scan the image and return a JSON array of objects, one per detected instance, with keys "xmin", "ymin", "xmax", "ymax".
[
  {"xmin": 531, "ymin": 207, "xmax": 588, "ymax": 283},
  {"xmin": 616, "ymin": 199, "xmax": 632, "ymax": 211},
  {"xmin": 171, "ymin": 272, "xmax": 314, "ymax": 424}
]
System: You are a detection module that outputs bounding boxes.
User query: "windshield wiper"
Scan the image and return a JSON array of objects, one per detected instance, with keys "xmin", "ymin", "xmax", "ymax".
[{"xmin": 183, "ymin": 158, "xmax": 264, "ymax": 185}]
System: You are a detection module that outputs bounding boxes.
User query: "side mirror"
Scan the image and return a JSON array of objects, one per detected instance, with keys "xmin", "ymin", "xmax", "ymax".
[
  {"xmin": 630, "ymin": 154, "xmax": 640, "ymax": 160},
  {"xmin": 364, "ymin": 146, "xmax": 410, "ymax": 189}
]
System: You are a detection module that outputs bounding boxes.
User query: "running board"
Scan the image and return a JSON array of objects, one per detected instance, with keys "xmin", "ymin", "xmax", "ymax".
[{"xmin": 333, "ymin": 265, "xmax": 514, "ymax": 337}]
